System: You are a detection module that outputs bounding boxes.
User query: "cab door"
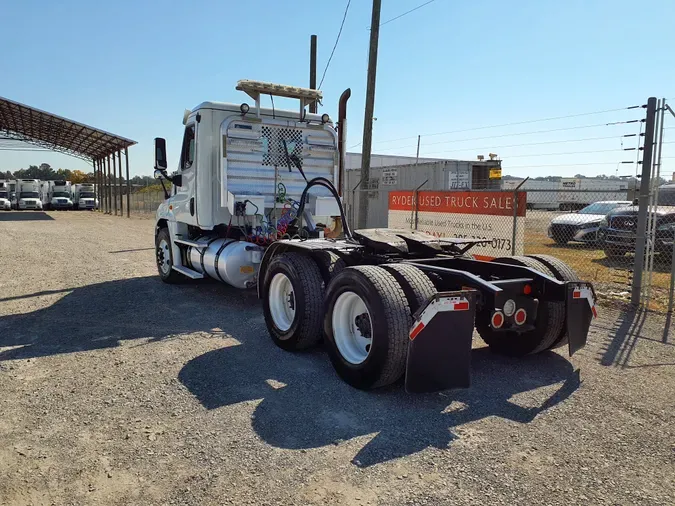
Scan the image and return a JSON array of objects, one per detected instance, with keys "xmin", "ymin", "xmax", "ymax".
[{"xmin": 172, "ymin": 123, "xmax": 198, "ymax": 225}]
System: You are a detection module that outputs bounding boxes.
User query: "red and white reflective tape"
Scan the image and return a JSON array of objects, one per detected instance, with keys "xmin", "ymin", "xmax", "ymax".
[
  {"xmin": 409, "ymin": 296, "xmax": 470, "ymax": 340},
  {"xmin": 573, "ymin": 285, "xmax": 598, "ymax": 318}
]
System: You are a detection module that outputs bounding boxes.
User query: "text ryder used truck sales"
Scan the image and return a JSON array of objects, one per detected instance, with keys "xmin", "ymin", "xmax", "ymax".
[{"xmin": 388, "ymin": 191, "xmax": 526, "ymax": 258}]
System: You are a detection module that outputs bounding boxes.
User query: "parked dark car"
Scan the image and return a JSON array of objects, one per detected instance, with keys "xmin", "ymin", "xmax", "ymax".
[{"xmin": 599, "ymin": 184, "xmax": 675, "ymax": 258}]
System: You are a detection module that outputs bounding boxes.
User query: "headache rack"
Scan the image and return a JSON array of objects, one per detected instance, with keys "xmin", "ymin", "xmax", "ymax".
[{"xmin": 236, "ymin": 80, "xmax": 323, "ymax": 118}]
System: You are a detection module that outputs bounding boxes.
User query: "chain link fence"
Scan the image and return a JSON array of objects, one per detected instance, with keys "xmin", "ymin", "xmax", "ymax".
[{"xmin": 345, "ymin": 164, "xmax": 674, "ymax": 313}]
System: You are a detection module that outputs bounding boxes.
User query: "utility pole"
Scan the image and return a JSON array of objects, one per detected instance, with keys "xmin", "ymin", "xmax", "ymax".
[
  {"xmin": 309, "ymin": 34, "xmax": 318, "ymax": 113},
  {"xmin": 631, "ymin": 97, "xmax": 657, "ymax": 305},
  {"xmin": 357, "ymin": 0, "xmax": 382, "ymax": 229},
  {"xmin": 415, "ymin": 135, "xmax": 421, "ymax": 165}
]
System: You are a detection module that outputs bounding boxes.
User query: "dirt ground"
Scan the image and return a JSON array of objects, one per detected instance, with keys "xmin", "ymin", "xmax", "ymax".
[{"xmin": 0, "ymin": 211, "xmax": 674, "ymax": 506}]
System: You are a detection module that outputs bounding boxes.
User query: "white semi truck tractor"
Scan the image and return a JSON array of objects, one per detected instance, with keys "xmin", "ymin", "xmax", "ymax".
[
  {"xmin": 47, "ymin": 180, "xmax": 73, "ymax": 210},
  {"xmin": 16, "ymin": 179, "xmax": 43, "ymax": 210},
  {"xmin": 0, "ymin": 181, "xmax": 11, "ymax": 211},
  {"xmin": 72, "ymin": 183, "xmax": 98, "ymax": 210},
  {"xmin": 153, "ymin": 80, "xmax": 597, "ymax": 393}
]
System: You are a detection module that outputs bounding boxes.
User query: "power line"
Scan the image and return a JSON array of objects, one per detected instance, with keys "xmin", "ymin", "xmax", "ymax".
[
  {"xmin": 349, "ymin": 105, "xmax": 641, "ymax": 149},
  {"xmin": 318, "ymin": 0, "xmax": 351, "ymax": 90},
  {"xmin": 503, "ymin": 162, "xmax": 631, "ymax": 169},
  {"xmin": 498, "ymin": 148, "xmax": 629, "ymax": 159},
  {"xmin": 380, "ymin": 0, "xmax": 436, "ymax": 27},
  {"xmin": 372, "ymin": 121, "xmax": 641, "ymax": 153},
  {"xmin": 420, "ymin": 134, "xmax": 636, "ymax": 157}
]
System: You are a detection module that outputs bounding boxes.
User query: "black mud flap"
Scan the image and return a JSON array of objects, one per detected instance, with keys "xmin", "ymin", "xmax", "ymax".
[
  {"xmin": 565, "ymin": 282, "xmax": 597, "ymax": 356},
  {"xmin": 405, "ymin": 291, "xmax": 476, "ymax": 393}
]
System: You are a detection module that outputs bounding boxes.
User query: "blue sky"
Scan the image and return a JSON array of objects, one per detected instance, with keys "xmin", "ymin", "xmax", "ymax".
[{"xmin": 2, "ymin": 0, "xmax": 674, "ymax": 179}]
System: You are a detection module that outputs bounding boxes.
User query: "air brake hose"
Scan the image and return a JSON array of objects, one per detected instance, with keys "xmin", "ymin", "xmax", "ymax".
[{"xmin": 295, "ymin": 177, "xmax": 354, "ymax": 241}]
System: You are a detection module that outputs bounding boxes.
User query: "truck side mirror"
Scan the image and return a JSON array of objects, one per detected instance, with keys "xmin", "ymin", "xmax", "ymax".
[{"xmin": 154, "ymin": 137, "xmax": 168, "ymax": 170}]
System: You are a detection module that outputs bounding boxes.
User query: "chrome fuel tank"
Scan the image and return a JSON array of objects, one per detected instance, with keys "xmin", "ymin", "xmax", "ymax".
[{"xmin": 187, "ymin": 238, "xmax": 263, "ymax": 289}]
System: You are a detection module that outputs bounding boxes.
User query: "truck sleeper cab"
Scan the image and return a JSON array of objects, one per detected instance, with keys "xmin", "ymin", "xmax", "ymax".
[{"xmin": 154, "ymin": 80, "xmax": 597, "ymax": 393}]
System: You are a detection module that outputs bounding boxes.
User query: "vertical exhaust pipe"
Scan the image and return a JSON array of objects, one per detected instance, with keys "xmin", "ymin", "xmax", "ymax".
[{"xmin": 337, "ymin": 88, "xmax": 351, "ymax": 196}]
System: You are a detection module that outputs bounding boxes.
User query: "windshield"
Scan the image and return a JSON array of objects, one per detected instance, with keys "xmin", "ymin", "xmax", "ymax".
[
  {"xmin": 0, "ymin": 191, "xmax": 7, "ymax": 199},
  {"xmin": 20, "ymin": 192, "xmax": 39, "ymax": 199},
  {"xmin": 53, "ymin": 191, "xmax": 70, "ymax": 198},
  {"xmin": 579, "ymin": 202, "xmax": 629, "ymax": 215},
  {"xmin": 657, "ymin": 189, "xmax": 675, "ymax": 206},
  {"xmin": 80, "ymin": 192, "xmax": 95, "ymax": 198}
]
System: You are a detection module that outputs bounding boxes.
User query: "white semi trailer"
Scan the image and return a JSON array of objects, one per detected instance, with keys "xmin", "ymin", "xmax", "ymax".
[
  {"xmin": 72, "ymin": 183, "xmax": 98, "ymax": 210},
  {"xmin": 153, "ymin": 80, "xmax": 597, "ymax": 393},
  {"xmin": 16, "ymin": 179, "xmax": 43, "ymax": 210},
  {"xmin": 503, "ymin": 178, "xmax": 636, "ymax": 211}
]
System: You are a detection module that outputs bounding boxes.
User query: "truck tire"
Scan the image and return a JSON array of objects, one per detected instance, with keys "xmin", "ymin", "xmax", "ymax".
[
  {"xmin": 155, "ymin": 228, "xmax": 184, "ymax": 284},
  {"xmin": 314, "ymin": 251, "xmax": 347, "ymax": 285},
  {"xmin": 262, "ymin": 252, "xmax": 324, "ymax": 351},
  {"xmin": 382, "ymin": 264, "xmax": 436, "ymax": 315},
  {"xmin": 323, "ymin": 266, "xmax": 411, "ymax": 389},
  {"xmin": 526, "ymin": 254, "xmax": 579, "ymax": 349},
  {"xmin": 475, "ymin": 256, "xmax": 565, "ymax": 356}
]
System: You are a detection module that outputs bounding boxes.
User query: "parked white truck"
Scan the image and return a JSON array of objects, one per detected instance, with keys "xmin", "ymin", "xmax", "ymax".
[
  {"xmin": 0, "ymin": 181, "xmax": 11, "ymax": 210},
  {"xmin": 47, "ymin": 180, "xmax": 73, "ymax": 210},
  {"xmin": 152, "ymin": 80, "xmax": 597, "ymax": 393},
  {"xmin": 16, "ymin": 179, "xmax": 43, "ymax": 210},
  {"xmin": 72, "ymin": 183, "xmax": 98, "ymax": 210}
]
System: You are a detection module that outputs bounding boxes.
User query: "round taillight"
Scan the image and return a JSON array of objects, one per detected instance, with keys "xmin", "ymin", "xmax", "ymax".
[
  {"xmin": 514, "ymin": 308, "xmax": 527, "ymax": 325},
  {"xmin": 491, "ymin": 311, "xmax": 505, "ymax": 329}
]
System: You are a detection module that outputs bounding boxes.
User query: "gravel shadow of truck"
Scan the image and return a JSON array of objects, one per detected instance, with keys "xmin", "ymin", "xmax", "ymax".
[
  {"xmin": 179, "ymin": 339, "xmax": 580, "ymax": 468},
  {"xmin": 0, "ymin": 276, "xmax": 259, "ymax": 361}
]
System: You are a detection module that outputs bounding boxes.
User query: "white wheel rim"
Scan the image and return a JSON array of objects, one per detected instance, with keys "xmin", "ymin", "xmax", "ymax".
[
  {"xmin": 332, "ymin": 291, "xmax": 373, "ymax": 365},
  {"xmin": 158, "ymin": 238, "xmax": 171, "ymax": 274},
  {"xmin": 269, "ymin": 273, "xmax": 295, "ymax": 332}
]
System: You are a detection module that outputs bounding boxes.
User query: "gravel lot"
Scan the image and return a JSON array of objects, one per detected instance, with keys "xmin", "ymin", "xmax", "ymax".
[{"xmin": 1, "ymin": 211, "xmax": 674, "ymax": 505}]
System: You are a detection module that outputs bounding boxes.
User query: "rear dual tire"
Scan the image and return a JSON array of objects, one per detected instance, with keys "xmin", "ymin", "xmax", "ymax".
[
  {"xmin": 323, "ymin": 266, "xmax": 413, "ymax": 389},
  {"xmin": 475, "ymin": 256, "xmax": 566, "ymax": 356},
  {"xmin": 262, "ymin": 255, "xmax": 437, "ymax": 390}
]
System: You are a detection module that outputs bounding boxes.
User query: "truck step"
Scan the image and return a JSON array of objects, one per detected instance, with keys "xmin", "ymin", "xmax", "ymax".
[
  {"xmin": 174, "ymin": 238, "xmax": 210, "ymax": 249},
  {"xmin": 171, "ymin": 265, "xmax": 204, "ymax": 279}
]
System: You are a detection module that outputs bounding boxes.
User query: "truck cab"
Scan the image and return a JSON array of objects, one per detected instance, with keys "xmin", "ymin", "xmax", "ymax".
[
  {"xmin": 48, "ymin": 180, "xmax": 73, "ymax": 210},
  {"xmin": 17, "ymin": 179, "xmax": 43, "ymax": 210},
  {"xmin": 154, "ymin": 80, "xmax": 341, "ymax": 286},
  {"xmin": 72, "ymin": 183, "xmax": 97, "ymax": 210}
]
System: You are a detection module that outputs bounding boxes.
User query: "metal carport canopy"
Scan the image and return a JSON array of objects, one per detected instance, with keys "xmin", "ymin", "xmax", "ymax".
[
  {"xmin": 0, "ymin": 95, "xmax": 138, "ymax": 217},
  {"xmin": 0, "ymin": 96, "xmax": 136, "ymax": 161}
]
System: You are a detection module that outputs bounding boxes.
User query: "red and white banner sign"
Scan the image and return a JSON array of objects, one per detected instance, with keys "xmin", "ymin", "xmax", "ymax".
[{"xmin": 388, "ymin": 191, "xmax": 527, "ymax": 258}]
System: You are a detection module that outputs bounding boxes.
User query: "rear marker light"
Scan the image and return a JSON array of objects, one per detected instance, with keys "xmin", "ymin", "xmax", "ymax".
[
  {"xmin": 514, "ymin": 308, "xmax": 527, "ymax": 325},
  {"xmin": 523, "ymin": 284, "xmax": 532, "ymax": 295},
  {"xmin": 491, "ymin": 311, "xmax": 504, "ymax": 329}
]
